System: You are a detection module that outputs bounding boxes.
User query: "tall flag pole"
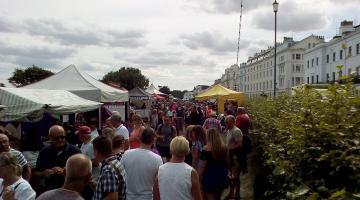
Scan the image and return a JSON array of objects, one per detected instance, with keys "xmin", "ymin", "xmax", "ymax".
[{"xmin": 236, "ymin": 0, "xmax": 244, "ymax": 65}]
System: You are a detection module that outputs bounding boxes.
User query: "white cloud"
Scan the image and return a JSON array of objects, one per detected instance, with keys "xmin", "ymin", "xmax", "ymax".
[
  {"xmin": 0, "ymin": 0, "xmax": 358, "ymax": 90},
  {"xmin": 251, "ymin": 1, "xmax": 329, "ymax": 33},
  {"xmin": 179, "ymin": 31, "xmax": 250, "ymax": 55}
]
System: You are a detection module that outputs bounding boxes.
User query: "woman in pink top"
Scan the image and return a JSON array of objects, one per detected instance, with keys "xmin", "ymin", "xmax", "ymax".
[{"xmin": 129, "ymin": 114, "xmax": 145, "ymax": 149}]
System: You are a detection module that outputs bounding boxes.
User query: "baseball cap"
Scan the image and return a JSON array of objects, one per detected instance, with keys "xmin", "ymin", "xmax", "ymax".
[{"xmin": 77, "ymin": 126, "xmax": 91, "ymax": 135}]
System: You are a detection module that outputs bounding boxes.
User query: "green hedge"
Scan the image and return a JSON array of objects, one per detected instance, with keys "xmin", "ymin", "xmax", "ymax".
[{"xmin": 247, "ymin": 83, "xmax": 360, "ymax": 199}]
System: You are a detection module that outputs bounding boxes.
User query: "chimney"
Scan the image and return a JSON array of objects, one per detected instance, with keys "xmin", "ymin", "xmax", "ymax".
[{"xmin": 339, "ymin": 20, "xmax": 355, "ymax": 35}]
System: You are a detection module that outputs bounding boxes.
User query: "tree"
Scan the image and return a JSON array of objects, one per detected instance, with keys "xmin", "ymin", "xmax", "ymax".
[
  {"xmin": 171, "ymin": 90, "xmax": 186, "ymax": 99},
  {"xmin": 159, "ymin": 86, "xmax": 171, "ymax": 95},
  {"xmin": 8, "ymin": 65, "xmax": 54, "ymax": 87},
  {"xmin": 102, "ymin": 67, "xmax": 149, "ymax": 90}
]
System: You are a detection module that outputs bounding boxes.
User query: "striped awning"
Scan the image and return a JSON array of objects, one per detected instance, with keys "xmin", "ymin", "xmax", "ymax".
[{"xmin": 0, "ymin": 87, "xmax": 102, "ymax": 122}]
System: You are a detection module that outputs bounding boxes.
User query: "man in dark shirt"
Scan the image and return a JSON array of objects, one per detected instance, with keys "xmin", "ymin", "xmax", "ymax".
[
  {"xmin": 156, "ymin": 116, "xmax": 177, "ymax": 162},
  {"xmin": 35, "ymin": 125, "xmax": 81, "ymax": 193}
]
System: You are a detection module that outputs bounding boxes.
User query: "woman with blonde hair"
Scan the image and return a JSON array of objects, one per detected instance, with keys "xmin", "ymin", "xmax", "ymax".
[
  {"xmin": 198, "ymin": 129, "xmax": 229, "ymax": 200},
  {"xmin": 102, "ymin": 127, "xmax": 115, "ymax": 140},
  {"xmin": 0, "ymin": 152, "xmax": 36, "ymax": 200},
  {"xmin": 184, "ymin": 125, "xmax": 195, "ymax": 166},
  {"xmin": 154, "ymin": 136, "xmax": 202, "ymax": 200},
  {"xmin": 129, "ymin": 114, "xmax": 146, "ymax": 149}
]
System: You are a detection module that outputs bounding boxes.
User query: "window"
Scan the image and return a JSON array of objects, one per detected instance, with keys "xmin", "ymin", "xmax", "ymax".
[
  {"xmin": 296, "ymin": 54, "xmax": 301, "ymax": 60},
  {"xmin": 357, "ymin": 44, "xmax": 360, "ymax": 55},
  {"xmin": 316, "ymin": 57, "xmax": 319, "ymax": 66},
  {"xmin": 316, "ymin": 75, "xmax": 319, "ymax": 83},
  {"xmin": 307, "ymin": 60, "xmax": 310, "ymax": 68},
  {"xmin": 349, "ymin": 46, "xmax": 352, "ymax": 56},
  {"xmin": 296, "ymin": 65, "xmax": 301, "ymax": 72},
  {"xmin": 292, "ymin": 77, "xmax": 294, "ymax": 86},
  {"xmin": 312, "ymin": 59, "xmax": 314, "ymax": 67},
  {"xmin": 348, "ymin": 68, "xmax": 352, "ymax": 75},
  {"xmin": 280, "ymin": 56, "xmax": 284, "ymax": 62},
  {"xmin": 340, "ymin": 50, "xmax": 343, "ymax": 60},
  {"xmin": 326, "ymin": 73, "xmax": 329, "ymax": 82},
  {"xmin": 326, "ymin": 54, "xmax": 329, "ymax": 63},
  {"xmin": 295, "ymin": 77, "xmax": 301, "ymax": 85},
  {"xmin": 292, "ymin": 54, "xmax": 295, "ymax": 60},
  {"xmin": 308, "ymin": 43, "xmax": 311, "ymax": 49},
  {"xmin": 311, "ymin": 76, "xmax": 314, "ymax": 84},
  {"xmin": 333, "ymin": 52, "xmax": 336, "ymax": 61},
  {"xmin": 307, "ymin": 77, "xmax": 309, "ymax": 84},
  {"xmin": 332, "ymin": 72, "xmax": 336, "ymax": 81}
]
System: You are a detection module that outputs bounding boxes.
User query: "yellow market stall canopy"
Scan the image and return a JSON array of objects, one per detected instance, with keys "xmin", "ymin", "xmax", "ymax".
[{"xmin": 195, "ymin": 84, "xmax": 245, "ymax": 113}]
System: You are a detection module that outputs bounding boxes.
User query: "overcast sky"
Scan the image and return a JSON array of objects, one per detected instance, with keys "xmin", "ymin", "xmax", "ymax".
[{"xmin": 0, "ymin": 0, "xmax": 359, "ymax": 90}]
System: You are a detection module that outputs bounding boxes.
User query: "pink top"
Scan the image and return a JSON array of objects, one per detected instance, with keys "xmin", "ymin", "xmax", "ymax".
[{"xmin": 130, "ymin": 128, "xmax": 142, "ymax": 149}]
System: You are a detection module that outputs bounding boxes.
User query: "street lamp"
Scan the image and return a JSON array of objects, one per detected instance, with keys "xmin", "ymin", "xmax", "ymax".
[{"xmin": 273, "ymin": 0, "xmax": 279, "ymax": 97}]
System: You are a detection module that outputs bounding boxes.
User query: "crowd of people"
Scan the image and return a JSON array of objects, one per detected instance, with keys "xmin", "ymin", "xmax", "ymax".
[{"xmin": 0, "ymin": 100, "xmax": 251, "ymax": 200}]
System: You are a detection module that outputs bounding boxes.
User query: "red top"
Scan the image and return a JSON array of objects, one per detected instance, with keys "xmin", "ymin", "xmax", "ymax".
[
  {"xmin": 129, "ymin": 128, "xmax": 142, "ymax": 149},
  {"xmin": 235, "ymin": 114, "xmax": 250, "ymax": 135}
]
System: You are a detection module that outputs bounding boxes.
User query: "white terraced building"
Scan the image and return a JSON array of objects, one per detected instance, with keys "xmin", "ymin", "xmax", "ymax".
[
  {"xmin": 304, "ymin": 21, "xmax": 360, "ymax": 84},
  {"xmin": 243, "ymin": 35, "xmax": 324, "ymax": 98},
  {"xmin": 219, "ymin": 64, "xmax": 241, "ymax": 91}
]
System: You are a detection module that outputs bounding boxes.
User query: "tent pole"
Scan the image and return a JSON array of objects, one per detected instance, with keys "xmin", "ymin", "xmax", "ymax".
[{"xmin": 98, "ymin": 106, "xmax": 102, "ymax": 129}]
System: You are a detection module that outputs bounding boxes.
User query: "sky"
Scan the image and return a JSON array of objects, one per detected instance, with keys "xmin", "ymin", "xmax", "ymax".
[{"xmin": 0, "ymin": 0, "xmax": 359, "ymax": 90}]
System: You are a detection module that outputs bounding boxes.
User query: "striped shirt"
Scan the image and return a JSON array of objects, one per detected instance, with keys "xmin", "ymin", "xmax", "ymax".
[
  {"xmin": 203, "ymin": 117, "xmax": 222, "ymax": 132},
  {"xmin": 9, "ymin": 148, "xmax": 28, "ymax": 167}
]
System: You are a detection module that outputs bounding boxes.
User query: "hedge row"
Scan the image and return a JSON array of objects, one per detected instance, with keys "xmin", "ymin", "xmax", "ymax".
[{"xmin": 247, "ymin": 83, "xmax": 360, "ymax": 199}]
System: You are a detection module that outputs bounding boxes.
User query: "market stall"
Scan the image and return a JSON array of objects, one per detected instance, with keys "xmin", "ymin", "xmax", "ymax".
[
  {"xmin": 195, "ymin": 84, "xmax": 245, "ymax": 114},
  {"xmin": 129, "ymin": 87, "xmax": 152, "ymax": 120},
  {"xmin": 24, "ymin": 64, "xmax": 129, "ymax": 121},
  {"xmin": 0, "ymin": 87, "xmax": 102, "ymax": 122}
]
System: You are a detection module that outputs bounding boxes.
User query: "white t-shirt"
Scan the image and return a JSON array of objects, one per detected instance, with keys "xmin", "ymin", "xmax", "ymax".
[
  {"xmin": 120, "ymin": 148, "xmax": 163, "ymax": 200},
  {"xmin": 0, "ymin": 178, "xmax": 36, "ymax": 200},
  {"xmin": 80, "ymin": 141, "xmax": 94, "ymax": 159},
  {"xmin": 80, "ymin": 141, "xmax": 100, "ymax": 182},
  {"xmin": 158, "ymin": 162, "xmax": 193, "ymax": 200},
  {"xmin": 90, "ymin": 129, "xmax": 99, "ymax": 140},
  {"xmin": 115, "ymin": 124, "xmax": 129, "ymax": 140}
]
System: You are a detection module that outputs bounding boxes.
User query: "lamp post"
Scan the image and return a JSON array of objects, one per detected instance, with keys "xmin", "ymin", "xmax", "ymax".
[{"xmin": 273, "ymin": 0, "xmax": 279, "ymax": 97}]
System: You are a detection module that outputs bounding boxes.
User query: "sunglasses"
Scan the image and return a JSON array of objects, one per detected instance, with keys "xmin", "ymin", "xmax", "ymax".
[{"xmin": 53, "ymin": 135, "xmax": 66, "ymax": 141}]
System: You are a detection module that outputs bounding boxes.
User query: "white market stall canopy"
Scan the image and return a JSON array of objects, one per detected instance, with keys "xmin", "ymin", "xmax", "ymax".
[
  {"xmin": 145, "ymin": 84, "xmax": 166, "ymax": 96},
  {"xmin": 24, "ymin": 65, "xmax": 128, "ymax": 103},
  {"xmin": 0, "ymin": 87, "xmax": 102, "ymax": 122}
]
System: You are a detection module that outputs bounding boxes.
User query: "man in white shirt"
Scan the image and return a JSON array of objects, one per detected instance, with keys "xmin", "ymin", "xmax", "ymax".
[
  {"xmin": 120, "ymin": 128, "xmax": 163, "ymax": 200},
  {"xmin": 110, "ymin": 114, "xmax": 129, "ymax": 150},
  {"xmin": 77, "ymin": 126, "xmax": 100, "ymax": 182},
  {"xmin": 88, "ymin": 118, "xmax": 100, "ymax": 140}
]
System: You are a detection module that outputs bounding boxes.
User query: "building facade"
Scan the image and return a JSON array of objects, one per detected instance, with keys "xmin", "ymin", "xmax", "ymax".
[
  {"xmin": 243, "ymin": 36, "xmax": 324, "ymax": 97},
  {"xmin": 219, "ymin": 64, "xmax": 240, "ymax": 91},
  {"xmin": 183, "ymin": 91, "xmax": 194, "ymax": 101},
  {"xmin": 304, "ymin": 21, "xmax": 360, "ymax": 84}
]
